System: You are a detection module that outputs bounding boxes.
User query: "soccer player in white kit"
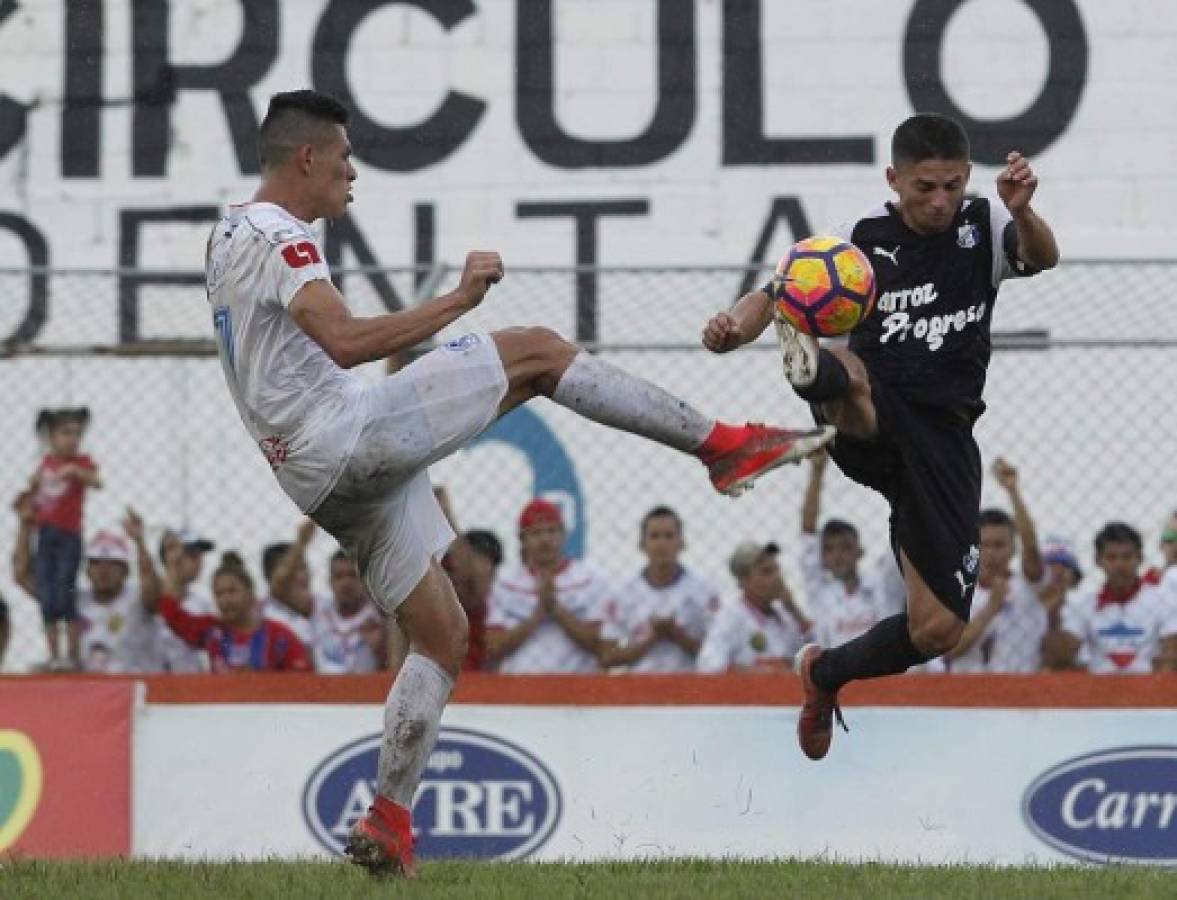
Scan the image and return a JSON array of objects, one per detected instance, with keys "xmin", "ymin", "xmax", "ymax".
[{"xmin": 205, "ymin": 90, "xmax": 832, "ymax": 876}]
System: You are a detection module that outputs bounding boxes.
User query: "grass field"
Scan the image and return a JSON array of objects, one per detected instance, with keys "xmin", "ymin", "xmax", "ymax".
[{"xmin": 2, "ymin": 859, "xmax": 1174, "ymax": 900}]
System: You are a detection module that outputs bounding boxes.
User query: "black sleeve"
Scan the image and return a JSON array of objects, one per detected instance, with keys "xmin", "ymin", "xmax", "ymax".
[{"xmin": 0, "ymin": 596, "xmax": 9, "ymax": 624}]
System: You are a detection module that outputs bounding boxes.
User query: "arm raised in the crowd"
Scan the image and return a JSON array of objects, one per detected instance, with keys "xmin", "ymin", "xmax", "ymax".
[
  {"xmin": 992, "ymin": 458, "xmax": 1043, "ymax": 583},
  {"xmin": 123, "ymin": 507, "xmax": 160, "ymax": 612},
  {"xmin": 801, "ymin": 450, "xmax": 828, "ymax": 536},
  {"xmin": 289, "ymin": 252, "xmax": 502, "ymax": 369},
  {"xmin": 270, "ymin": 519, "xmax": 316, "ymax": 616}
]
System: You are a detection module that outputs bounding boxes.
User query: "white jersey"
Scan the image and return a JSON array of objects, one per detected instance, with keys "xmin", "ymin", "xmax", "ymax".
[
  {"xmin": 487, "ymin": 560, "xmax": 608, "ymax": 673},
  {"xmin": 1061, "ymin": 580, "xmax": 1177, "ymax": 674},
  {"xmin": 798, "ymin": 534, "xmax": 889, "ymax": 648},
  {"xmin": 205, "ymin": 202, "xmax": 365, "ymax": 512},
  {"xmin": 696, "ymin": 596, "xmax": 811, "ymax": 673},
  {"xmin": 600, "ymin": 567, "xmax": 720, "ymax": 672},
  {"xmin": 78, "ymin": 586, "xmax": 164, "ymax": 673},
  {"xmin": 311, "ymin": 595, "xmax": 383, "ymax": 674},
  {"xmin": 260, "ymin": 593, "xmax": 315, "ymax": 645},
  {"xmin": 951, "ymin": 574, "xmax": 1049, "ymax": 673}
]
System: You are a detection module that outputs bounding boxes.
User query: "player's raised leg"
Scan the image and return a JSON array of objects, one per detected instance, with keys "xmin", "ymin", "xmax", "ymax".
[
  {"xmin": 344, "ymin": 560, "xmax": 466, "ymax": 877},
  {"xmin": 489, "ymin": 326, "xmax": 833, "ymax": 496}
]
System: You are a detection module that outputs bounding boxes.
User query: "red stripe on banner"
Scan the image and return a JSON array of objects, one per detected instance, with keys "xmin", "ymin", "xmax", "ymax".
[{"xmin": 18, "ymin": 672, "xmax": 1177, "ymax": 708}]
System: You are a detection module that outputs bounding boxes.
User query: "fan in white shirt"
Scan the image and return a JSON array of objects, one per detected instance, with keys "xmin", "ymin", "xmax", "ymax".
[
  {"xmin": 486, "ymin": 499, "xmax": 608, "ymax": 674},
  {"xmin": 310, "ymin": 550, "xmax": 385, "ymax": 673},
  {"xmin": 599, "ymin": 506, "xmax": 720, "ymax": 672},
  {"xmin": 1044, "ymin": 522, "xmax": 1177, "ymax": 673},
  {"xmin": 154, "ymin": 527, "xmax": 217, "ymax": 672},
  {"xmin": 77, "ymin": 520, "xmax": 167, "ymax": 673},
  {"xmin": 697, "ymin": 541, "xmax": 812, "ymax": 672},
  {"xmin": 946, "ymin": 462, "xmax": 1048, "ymax": 672}
]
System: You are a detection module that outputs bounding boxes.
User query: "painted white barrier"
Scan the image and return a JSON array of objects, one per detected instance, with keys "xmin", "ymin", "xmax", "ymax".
[{"xmin": 133, "ymin": 703, "xmax": 1177, "ymax": 865}]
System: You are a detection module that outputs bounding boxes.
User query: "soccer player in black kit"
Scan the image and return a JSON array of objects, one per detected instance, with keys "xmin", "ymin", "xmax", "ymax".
[{"xmin": 702, "ymin": 113, "xmax": 1059, "ymax": 759}]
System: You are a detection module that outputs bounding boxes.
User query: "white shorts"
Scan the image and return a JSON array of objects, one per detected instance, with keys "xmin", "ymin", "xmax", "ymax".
[{"xmin": 310, "ymin": 332, "xmax": 508, "ymax": 612}]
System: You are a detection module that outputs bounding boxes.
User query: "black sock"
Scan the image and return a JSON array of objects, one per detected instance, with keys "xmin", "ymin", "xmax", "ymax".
[
  {"xmin": 811, "ymin": 614, "xmax": 932, "ymax": 693},
  {"xmin": 793, "ymin": 349, "xmax": 850, "ymax": 403}
]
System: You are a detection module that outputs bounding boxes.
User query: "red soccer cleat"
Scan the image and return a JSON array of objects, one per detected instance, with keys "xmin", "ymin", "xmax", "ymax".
[
  {"xmin": 795, "ymin": 643, "xmax": 848, "ymax": 761},
  {"xmin": 702, "ymin": 423, "xmax": 834, "ymax": 496},
  {"xmin": 344, "ymin": 797, "xmax": 415, "ymax": 878}
]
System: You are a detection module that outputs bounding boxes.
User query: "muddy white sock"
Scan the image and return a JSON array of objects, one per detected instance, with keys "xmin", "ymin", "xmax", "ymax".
[
  {"xmin": 552, "ymin": 352, "xmax": 713, "ymax": 452},
  {"xmin": 377, "ymin": 652, "xmax": 455, "ymax": 806}
]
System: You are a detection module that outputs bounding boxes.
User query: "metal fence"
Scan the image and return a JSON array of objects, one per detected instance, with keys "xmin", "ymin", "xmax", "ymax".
[{"xmin": 2, "ymin": 260, "xmax": 1175, "ymax": 672}]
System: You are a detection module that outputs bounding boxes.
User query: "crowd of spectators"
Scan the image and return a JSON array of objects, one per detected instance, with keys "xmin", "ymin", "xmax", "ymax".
[{"xmin": 2, "ymin": 451, "xmax": 1176, "ymax": 676}]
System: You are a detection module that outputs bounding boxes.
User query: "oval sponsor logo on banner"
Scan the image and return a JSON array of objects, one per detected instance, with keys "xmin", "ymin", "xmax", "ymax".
[
  {"xmin": 1022, "ymin": 746, "xmax": 1177, "ymax": 865},
  {"xmin": 302, "ymin": 727, "xmax": 561, "ymax": 860}
]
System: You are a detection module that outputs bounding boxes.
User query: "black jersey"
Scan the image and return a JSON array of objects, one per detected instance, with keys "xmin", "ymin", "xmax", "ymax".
[{"xmin": 839, "ymin": 197, "xmax": 1037, "ymax": 417}]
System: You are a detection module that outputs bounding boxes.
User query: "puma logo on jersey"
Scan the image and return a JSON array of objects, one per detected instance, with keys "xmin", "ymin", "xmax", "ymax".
[{"xmin": 873, "ymin": 245, "xmax": 900, "ymax": 266}]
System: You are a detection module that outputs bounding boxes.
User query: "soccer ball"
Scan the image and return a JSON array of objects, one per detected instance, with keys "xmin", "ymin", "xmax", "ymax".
[{"xmin": 772, "ymin": 236, "xmax": 877, "ymax": 337}]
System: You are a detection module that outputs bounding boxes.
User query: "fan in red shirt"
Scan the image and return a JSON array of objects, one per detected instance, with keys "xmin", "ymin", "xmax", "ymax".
[
  {"xmin": 159, "ymin": 549, "xmax": 310, "ymax": 673},
  {"xmin": 28, "ymin": 407, "xmax": 102, "ymax": 669}
]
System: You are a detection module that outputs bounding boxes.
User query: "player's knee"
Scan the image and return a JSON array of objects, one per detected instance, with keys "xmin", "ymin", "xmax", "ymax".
[{"xmin": 909, "ymin": 609, "xmax": 965, "ymax": 658}]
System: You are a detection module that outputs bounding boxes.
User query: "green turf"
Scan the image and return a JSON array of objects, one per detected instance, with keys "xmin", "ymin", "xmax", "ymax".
[{"xmin": 2, "ymin": 859, "xmax": 1174, "ymax": 900}]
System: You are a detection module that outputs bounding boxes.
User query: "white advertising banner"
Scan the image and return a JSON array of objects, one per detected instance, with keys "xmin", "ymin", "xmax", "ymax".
[{"xmin": 134, "ymin": 703, "xmax": 1177, "ymax": 865}]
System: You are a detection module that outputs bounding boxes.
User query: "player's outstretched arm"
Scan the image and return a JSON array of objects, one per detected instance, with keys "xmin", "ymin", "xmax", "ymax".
[
  {"xmin": 290, "ymin": 251, "xmax": 504, "ymax": 369},
  {"xmin": 998, "ymin": 151, "xmax": 1059, "ymax": 271},
  {"xmin": 701, "ymin": 289, "xmax": 773, "ymax": 353}
]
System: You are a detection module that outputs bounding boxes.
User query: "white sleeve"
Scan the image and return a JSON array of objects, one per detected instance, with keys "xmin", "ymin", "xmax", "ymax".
[
  {"xmin": 485, "ymin": 579, "xmax": 517, "ymax": 630},
  {"xmin": 269, "ymin": 233, "xmax": 332, "ymax": 308},
  {"xmin": 798, "ymin": 533, "xmax": 824, "ymax": 613},
  {"xmin": 1157, "ymin": 581, "xmax": 1177, "ymax": 639},
  {"xmin": 581, "ymin": 569, "xmax": 610, "ymax": 624},
  {"xmin": 1059, "ymin": 591, "xmax": 1089, "ymax": 642},
  {"xmin": 696, "ymin": 609, "xmax": 733, "ymax": 673},
  {"xmin": 598, "ymin": 592, "xmax": 627, "ymax": 643}
]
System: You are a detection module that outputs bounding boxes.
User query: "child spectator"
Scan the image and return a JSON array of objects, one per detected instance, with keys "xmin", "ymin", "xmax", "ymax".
[
  {"xmin": 944, "ymin": 458, "xmax": 1047, "ymax": 672},
  {"xmin": 599, "ymin": 506, "xmax": 720, "ymax": 672},
  {"xmin": 697, "ymin": 541, "xmax": 812, "ymax": 672},
  {"xmin": 159, "ymin": 549, "xmax": 310, "ymax": 673},
  {"xmin": 1042, "ymin": 522, "xmax": 1177, "ymax": 673},
  {"xmin": 798, "ymin": 450, "xmax": 897, "ymax": 649},
  {"xmin": 29, "ymin": 407, "xmax": 101, "ymax": 668}
]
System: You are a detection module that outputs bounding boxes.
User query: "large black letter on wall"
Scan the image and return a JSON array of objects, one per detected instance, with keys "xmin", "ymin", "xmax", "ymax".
[
  {"xmin": 322, "ymin": 213, "xmax": 406, "ymax": 312},
  {"xmin": 517, "ymin": 0, "xmax": 695, "ymax": 168},
  {"xmin": 132, "ymin": 1, "xmax": 278, "ymax": 176},
  {"xmin": 517, "ymin": 200, "xmax": 649, "ymax": 344},
  {"xmin": 722, "ymin": 0, "xmax": 873, "ymax": 165},
  {"xmin": 904, "ymin": 0, "xmax": 1087, "ymax": 163},
  {"xmin": 0, "ymin": 213, "xmax": 50, "ymax": 345},
  {"xmin": 313, "ymin": 0, "xmax": 486, "ymax": 172},
  {"xmin": 118, "ymin": 207, "xmax": 219, "ymax": 344},
  {"xmin": 63, "ymin": 0, "xmax": 103, "ymax": 177},
  {"xmin": 736, "ymin": 196, "xmax": 813, "ymax": 300}
]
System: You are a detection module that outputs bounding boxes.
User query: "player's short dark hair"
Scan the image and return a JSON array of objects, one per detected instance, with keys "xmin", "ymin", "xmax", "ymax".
[
  {"xmin": 465, "ymin": 530, "xmax": 503, "ymax": 567},
  {"xmin": 214, "ymin": 551, "xmax": 255, "ymax": 592},
  {"xmin": 640, "ymin": 505, "xmax": 682, "ymax": 540},
  {"xmin": 1095, "ymin": 522, "xmax": 1143, "ymax": 555},
  {"xmin": 258, "ymin": 89, "xmax": 349, "ymax": 169},
  {"xmin": 978, "ymin": 508, "xmax": 1015, "ymax": 535},
  {"xmin": 261, "ymin": 542, "xmax": 291, "ymax": 581},
  {"xmin": 891, "ymin": 113, "xmax": 969, "ymax": 166},
  {"xmin": 820, "ymin": 518, "xmax": 859, "ymax": 543}
]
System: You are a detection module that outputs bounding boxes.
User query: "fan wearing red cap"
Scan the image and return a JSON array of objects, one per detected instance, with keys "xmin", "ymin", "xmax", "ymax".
[{"xmin": 484, "ymin": 498, "xmax": 609, "ymax": 673}]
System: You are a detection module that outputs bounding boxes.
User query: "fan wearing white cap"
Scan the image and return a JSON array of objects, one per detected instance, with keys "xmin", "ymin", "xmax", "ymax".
[
  {"xmin": 696, "ymin": 541, "xmax": 813, "ymax": 672},
  {"xmin": 76, "ymin": 510, "xmax": 166, "ymax": 673}
]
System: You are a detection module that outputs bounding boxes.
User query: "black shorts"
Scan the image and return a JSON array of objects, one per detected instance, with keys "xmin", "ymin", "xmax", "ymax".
[{"xmin": 819, "ymin": 380, "xmax": 981, "ymax": 621}]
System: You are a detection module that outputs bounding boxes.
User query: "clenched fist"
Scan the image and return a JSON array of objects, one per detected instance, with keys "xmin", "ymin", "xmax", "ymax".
[
  {"xmin": 702, "ymin": 311, "xmax": 743, "ymax": 353},
  {"xmin": 455, "ymin": 251, "xmax": 505, "ymax": 310}
]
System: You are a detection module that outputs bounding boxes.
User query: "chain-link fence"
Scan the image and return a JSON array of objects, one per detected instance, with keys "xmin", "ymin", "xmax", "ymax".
[{"xmin": 2, "ymin": 261, "xmax": 1175, "ymax": 672}]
